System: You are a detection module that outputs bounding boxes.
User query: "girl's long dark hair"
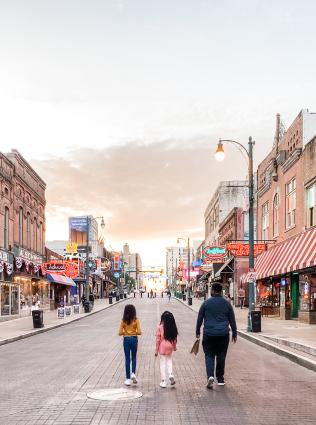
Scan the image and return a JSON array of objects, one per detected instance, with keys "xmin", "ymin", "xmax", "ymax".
[
  {"xmin": 161, "ymin": 311, "xmax": 178, "ymax": 342},
  {"xmin": 123, "ymin": 304, "xmax": 137, "ymax": 325}
]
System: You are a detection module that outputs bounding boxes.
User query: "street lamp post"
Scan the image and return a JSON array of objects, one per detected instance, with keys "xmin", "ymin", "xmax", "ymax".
[
  {"xmin": 177, "ymin": 237, "xmax": 191, "ymax": 304},
  {"xmin": 215, "ymin": 137, "xmax": 255, "ymax": 331},
  {"xmin": 84, "ymin": 215, "xmax": 105, "ymax": 312}
]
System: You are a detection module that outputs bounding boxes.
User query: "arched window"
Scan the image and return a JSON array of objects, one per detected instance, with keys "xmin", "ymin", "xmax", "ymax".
[
  {"xmin": 27, "ymin": 212, "xmax": 31, "ymax": 248},
  {"xmin": 4, "ymin": 207, "xmax": 9, "ymax": 249},
  {"xmin": 39, "ymin": 222, "xmax": 43, "ymax": 255},
  {"xmin": 19, "ymin": 207, "xmax": 23, "ymax": 245},
  {"xmin": 273, "ymin": 193, "xmax": 279, "ymax": 237},
  {"xmin": 33, "ymin": 218, "xmax": 37, "ymax": 252}
]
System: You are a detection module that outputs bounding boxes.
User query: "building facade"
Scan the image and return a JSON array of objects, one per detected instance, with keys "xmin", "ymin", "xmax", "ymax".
[
  {"xmin": 204, "ymin": 180, "xmax": 248, "ymax": 246},
  {"xmin": 1, "ymin": 150, "xmax": 47, "ymax": 320},
  {"xmin": 255, "ymin": 110, "xmax": 316, "ymax": 323}
]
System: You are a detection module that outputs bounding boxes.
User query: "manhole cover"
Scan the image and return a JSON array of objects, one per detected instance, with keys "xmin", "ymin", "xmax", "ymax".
[{"xmin": 87, "ymin": 388, "xmax": 143, "ymax": 401}]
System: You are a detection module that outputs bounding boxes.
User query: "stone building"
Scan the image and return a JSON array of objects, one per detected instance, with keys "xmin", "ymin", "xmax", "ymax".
[{"xmin": 0, "ymin": 149, "xmax": 47, "ymax": 319}]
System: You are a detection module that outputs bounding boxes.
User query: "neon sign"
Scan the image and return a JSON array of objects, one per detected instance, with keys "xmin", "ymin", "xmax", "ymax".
[
  {"xmin": 226, "ymin": 243, "xmax": 266, "ymax": 257},
  {"xmin": 41, "ymin": 261, "xmax": 79, "ymax": 279},
  {"xmin": 202, "ymin": 246, "xmax": 226, "ymax": 263}
]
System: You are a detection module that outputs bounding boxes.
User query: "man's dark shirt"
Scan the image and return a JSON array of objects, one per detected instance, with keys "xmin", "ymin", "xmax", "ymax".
[{"xmin": 196, "ymin": 295, "xmax": 237, "ymax": 338}]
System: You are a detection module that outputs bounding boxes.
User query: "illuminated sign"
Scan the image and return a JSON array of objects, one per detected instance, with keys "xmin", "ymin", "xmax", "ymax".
[
  {"xmin": 202, "ymin": 246, "xmax": 226, "ymax": 263},
  {"xmin": 69, "ymin": 216, "xmax": 88, "ymax": 232},
  {"xmin": 66, "ymin": 242, "xmax": 78, "ymax": 253},
  {"xmin": 226, "ymin": 243, "xmax": 266, "ymax": 257},
  {"xmin": 41, "ymin": 261, "xmax": 79, "ymax": 279}
]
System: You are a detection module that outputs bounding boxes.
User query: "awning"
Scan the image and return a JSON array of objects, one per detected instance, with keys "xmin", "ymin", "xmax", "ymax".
[
  {"xmin": 255, "ymin": 226, "xmax": 316, "ymax": 280},
  {"xmin": 215, "ymin": 258, "xmax": 234, "ymax": 278},
  {"xmin": 240, "ymin": 272, "xmax": 255, "ymax": 284},
  {"xmin": 46, "ymin": 273, "xmax": 77, "ymax": 287}
]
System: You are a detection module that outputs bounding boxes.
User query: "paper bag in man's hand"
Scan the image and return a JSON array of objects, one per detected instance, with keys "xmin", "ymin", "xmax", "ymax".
[{"xmin": 190, "ymin": 339, "xmax": 200, "ymax": 355}]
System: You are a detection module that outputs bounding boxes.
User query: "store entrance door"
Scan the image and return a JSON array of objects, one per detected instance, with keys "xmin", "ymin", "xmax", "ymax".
[{"xmin": 291, "ymin": 275, "xmax": 299, "ymax": 318}]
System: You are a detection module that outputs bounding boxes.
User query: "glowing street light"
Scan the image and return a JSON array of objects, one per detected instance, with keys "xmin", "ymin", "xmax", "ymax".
[{"xmin": 215, "ymin": 140, "xmax": 225, "ymax": 162}]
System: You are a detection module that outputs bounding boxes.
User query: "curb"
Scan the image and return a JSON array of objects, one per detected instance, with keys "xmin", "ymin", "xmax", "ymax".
[
  {"xmin": 0, "ymin": 297, "xmax": 129, "ymax": 347},
  {"xmin": 174, "ymin": 297, "xmax": 316, "ymax": 373}
]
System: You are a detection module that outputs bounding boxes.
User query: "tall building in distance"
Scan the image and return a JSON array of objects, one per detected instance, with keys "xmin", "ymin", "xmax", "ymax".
[
  {"xmin": 165, "ymin": 246, "xmax": 194, "ymax": 287},
  {"xmin": 122, "ymin": 243, "xmax": 142, "ymax": 288}
]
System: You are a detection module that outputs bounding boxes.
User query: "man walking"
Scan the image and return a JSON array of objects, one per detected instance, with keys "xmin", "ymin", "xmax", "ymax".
[{"xmin": 196, "ymin": 283, "xmax": 237, "ymax": 389}]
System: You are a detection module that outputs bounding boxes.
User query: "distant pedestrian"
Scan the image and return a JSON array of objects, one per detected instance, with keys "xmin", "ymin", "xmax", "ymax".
[
  {"xmin": 167, "ymin": 289, "xmax": 171, "ymax": 302},
  {"xmin": 238, "ymin": 287, "xmax": 245, "ymax": 309},
  {"xmin": 150, "ymin": 289, "xmax": 153, "ymax": 298},
  {"xmin": 196, "ymin": 283, "xmax": 237, "ymax": 389},
  {"xmin": 155, "ymin": 311, "xmax": 178, "ymax": 388},
  {"xmin": 118, "ymin": 304, "xmax": 142, "ymax": 386}
]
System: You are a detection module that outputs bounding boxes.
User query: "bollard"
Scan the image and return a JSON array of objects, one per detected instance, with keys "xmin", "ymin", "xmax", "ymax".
[
  {"xmin": 141, "ymin": 292, "xmax": 143, "ymax": 298},
  {"xmin": 188, "ymin": 297, "xmax": 192, "ymax": 306},
  {"xmin": 134, "ymin": 292, "xmax": 136, "ymax": 298},
  {"xmin": 147, "ymin": 292, "xmax": 149, "ymax": 298},
  {"xmin": 109, "ymin": 296, "xmax": 113, "ymax": 304},
  {"xmin": 116, "ymin": 295, "xmax": 120, "ymax": 302}
]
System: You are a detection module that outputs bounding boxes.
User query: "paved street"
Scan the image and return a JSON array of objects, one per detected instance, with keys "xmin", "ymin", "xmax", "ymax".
[{"xmin": 0, "ymin": 297, "xmax": 315, "ymax": 425}]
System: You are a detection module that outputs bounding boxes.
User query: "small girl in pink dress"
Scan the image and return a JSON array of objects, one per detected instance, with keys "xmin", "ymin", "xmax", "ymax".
[{"xmin": 155, "ymin": 311, "xmax": 178, "ymax": 388}]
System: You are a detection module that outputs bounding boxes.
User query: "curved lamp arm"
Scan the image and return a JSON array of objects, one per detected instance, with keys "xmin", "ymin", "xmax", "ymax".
[{"xmin": 219, "ymin": 138, "xmax": 250, "ymax": 158}]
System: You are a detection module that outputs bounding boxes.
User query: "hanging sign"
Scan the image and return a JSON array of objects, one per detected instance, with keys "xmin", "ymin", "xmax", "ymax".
[
  {"xmin": 202, "ymin": 246, "xmax": 226, "ymax": 263},
  {"xmin": 66, "ymin": 242, "xmax": 78, "ymax": 254},
  {"xmin": 226, "ymin": 243, "xmax": 266, "ymax": 257},
  {"xmin": 41, "ymin": 261, "xmax": 79, "ymax": 279}
]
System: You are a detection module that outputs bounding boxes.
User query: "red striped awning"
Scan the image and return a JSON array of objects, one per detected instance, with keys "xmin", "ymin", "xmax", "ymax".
[{"xmin": 255, "ymin": 226, "xmax": 316, "ymax": 280}]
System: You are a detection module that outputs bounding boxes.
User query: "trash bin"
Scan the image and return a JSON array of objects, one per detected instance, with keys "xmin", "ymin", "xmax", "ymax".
[
  {"xmin": 109, "ymin": 296, "xmax": 113, "ymax": 304},
  {"xmin": 250, "ymin": 310, "xmax": 261, "ymax": 332},
  {"xmin": 188, "ymin": 297, "xmax": 192, "ymax": 306},
  {"xmin": 182, "ymin": 294, "xmax": 186, "ymax": 302},
  {"xmin": 120, "ymin": 293, "xmax": 123, "ymax": 299},
  {"xmin": 116, "ymin": 295, "xmax": 120, "ymax": 302},
  {"xmin": 84, "ymin": 301, "xmax": 92, "ymax": 313},
  {"xmin": 32, "ymin": 310, "xmax": 44, "ymax": 328},
  {"xmin": 147, "ymin": 292, "xmax": 150, "ymax": 298},
  {"xmin": 124, "ymin": 293, "xmax": 127, "ymax": 299}
]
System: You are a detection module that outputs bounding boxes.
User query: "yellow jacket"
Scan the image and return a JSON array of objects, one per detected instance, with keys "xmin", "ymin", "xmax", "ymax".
[{"xmin": 118, "ymin": 319, "xmax": 142, "ymax": 336}]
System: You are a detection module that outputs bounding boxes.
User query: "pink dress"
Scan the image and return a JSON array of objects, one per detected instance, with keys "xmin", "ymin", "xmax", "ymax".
[{"xmin": 156, "ymin": 324, "xmax": 177, "ymax": 355}]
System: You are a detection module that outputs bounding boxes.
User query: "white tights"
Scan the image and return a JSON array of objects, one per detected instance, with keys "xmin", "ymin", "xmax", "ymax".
[{"xmin": 160, "ymin": 354, "xmax": 173, "ymax": 381}]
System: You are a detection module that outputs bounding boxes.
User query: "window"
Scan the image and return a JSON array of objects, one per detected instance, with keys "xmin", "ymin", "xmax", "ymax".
[
  {"xmin": 286, "ymin": 179, "xmax": 296, "ymax": 229},
  {"xmin": 4, "ymin": 207, "xmax": 9, "ymax": 249},
  {"xmin": 306, "ymin": 183, "xmax": 316, "ymax": 228},
  {"xmin": 26, "ymin": 213, "xmax": 31, "ymax": 248},
  {"xmin": 273, "ymin": 193, "xmax": 279, "ymax": 237},
  {"xmin": 39, "ymin": 222, "xmax": 43, "ymax": 255},
  {"xmin": 262, "ymin": 202, "xmax": 269, "ymax": 240},
  {"xmin": 33, "ymin": 218, "xmax": 37, "ymax": 252},
  {"xmin": 19, "ymin": 207, "xmax": 23, "ymax": 245}
]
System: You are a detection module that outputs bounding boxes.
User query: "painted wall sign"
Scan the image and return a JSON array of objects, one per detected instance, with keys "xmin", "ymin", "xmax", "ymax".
[
  {"xmin": 202, "ymin": 245, "xmax": 226, "ymax": 263},
  {"xmin": 16, "ymin": 247, "xmax": 42, "ymax": 264},
  {"xmin": 226, "ymin": 243, "xmax": 266, "ymax": 257},
  {"xmin": 41, "ymin": 261, "xmax": 79, "ymax": 279}
]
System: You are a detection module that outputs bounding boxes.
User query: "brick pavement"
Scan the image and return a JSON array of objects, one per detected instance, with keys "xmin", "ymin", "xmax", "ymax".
[{"xmin": 0, "ymin": 297, "xmax": 315, "ymax": 425}]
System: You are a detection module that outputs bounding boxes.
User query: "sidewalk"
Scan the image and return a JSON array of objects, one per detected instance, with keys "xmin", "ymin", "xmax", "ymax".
[
  {"xmin": 0, "ymin": 297, "xmax": 128, "ymax": 346},
  {"xmin": 176, "ymin": 296, "xmax": 316, "ymax": 371}
]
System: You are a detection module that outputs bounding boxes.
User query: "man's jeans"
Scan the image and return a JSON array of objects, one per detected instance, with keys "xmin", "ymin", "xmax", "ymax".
[
  {"xmin": 202, "ymin": 334, "xmax": 229, "ymax": 379},
  {"xmin": 123, "ymin": 336, "xmax": 138, "ymax": 379}
]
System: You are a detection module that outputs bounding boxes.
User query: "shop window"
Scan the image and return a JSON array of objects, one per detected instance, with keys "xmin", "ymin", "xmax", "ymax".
[
  {"xmin": 273, "ymin": 193, "xmax": 279, "ymax": 237},
  {"xmin": 286, "ymin": 178, "xmax": 296, "ymax": 229},
  {"xmin": 4, "ymin": 207, "xmax": 9, "ymax": 250},
  {"xmin": 19, "ymin": 207, "xmax": 23, "ymax": 245},
  {"xmin": 262, "ymin": 202, "xmax": 269, "ymax": 240},
  {"xmin": 306, "ymin": 183, "xmax": 316, "ymax": 228}
]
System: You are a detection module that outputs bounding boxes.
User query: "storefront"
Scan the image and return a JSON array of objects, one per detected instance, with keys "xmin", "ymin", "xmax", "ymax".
[
  {"xmin": 46, "ymin": 273, "xmax": 77, "ymax": 308},
  {"xmin": 255, "ymin": 226, "xmax": 316, "ymax": 322},
  {"xmin": 0, "ymin": 249, "xmax": 17, "ymax": 320},
  {"xmin": 13, "ymin": 246, "xmax": 48, "ymax": 316}
]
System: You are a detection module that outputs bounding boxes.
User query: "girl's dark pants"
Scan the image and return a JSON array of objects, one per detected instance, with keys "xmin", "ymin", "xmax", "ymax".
[
  {"xmin": 202, "ymin": 334, "xmax": 229, "ymax": 380},
  {"xmin": 123, "ymin": 336, "xmax": 138, "ymax": 379}
]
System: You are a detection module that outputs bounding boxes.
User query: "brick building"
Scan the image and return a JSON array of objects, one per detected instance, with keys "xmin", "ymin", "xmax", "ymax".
[
  {"xmin": 1, "ymin": 150, "xmax": 47, "ymax": 320},
  {"xmin": 255, "ymin": 110, "xmax": 316, "ymax": 323}
]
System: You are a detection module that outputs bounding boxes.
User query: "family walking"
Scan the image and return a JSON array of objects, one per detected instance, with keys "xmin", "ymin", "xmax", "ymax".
[{"xmin": 118, "ymin": 283, "xmax": 237, "ymax": 389}]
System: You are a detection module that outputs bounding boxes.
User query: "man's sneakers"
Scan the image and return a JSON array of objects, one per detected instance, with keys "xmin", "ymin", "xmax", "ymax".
[
  {"xmin": 131, "ymin": 373, "xmax": 138, "ymax": 384},
  {"xmin": 206, "ymin": 376, "xmax": 214, "ymax": 389},
  {"xmin": 124, "ymin": 379, "xmax": 131, "ymax": 386},
  {"xmin": 217, "ymin": 377, "xmax": 225, "ymax": 386},
  {"xmin": 160, "ymin": 380, "xmax": 167, "ymax": 388},
  {"xmin": 169, "ymin": 374, "xmax": 175, "ymax": 386}
]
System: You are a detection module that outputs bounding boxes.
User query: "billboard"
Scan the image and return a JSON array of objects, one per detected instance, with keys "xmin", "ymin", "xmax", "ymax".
[{"xmin": 69, "ymin": 216, "xmax": 88, "ymax": 232}]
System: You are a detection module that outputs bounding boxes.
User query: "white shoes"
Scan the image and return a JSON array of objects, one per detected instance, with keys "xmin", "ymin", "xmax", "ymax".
[
  {"xmin": 160, "ymin": 380, "xmax": 167, "ymax": 388},
  {"xmin": 206, "ymin": 376, "xmax": 214, "ymax": 389},
  {"xmin": 124, "ymin": 379, "xmax": 131, "ymax": 386},
  {"xmin": 131, "ymin": 373, "xmax": 138, "ymax": 384},
  {"xmin": 169, "ymin": 374, "xmax": 175, "ymax": 386}
]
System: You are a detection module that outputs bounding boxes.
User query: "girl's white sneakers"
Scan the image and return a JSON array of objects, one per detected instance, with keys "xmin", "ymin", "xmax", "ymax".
[
  {"xmin": 169, "ymin": 374, "xmax": 175, "ymax": 385},
  {"xmin": 124, "ymin": 379, "xmax": 131, "ymax": 386},
  {"xmin": 160, "ymin": 380, "xmax": 167, "ymax": 388},
  {"xmin": 131, "ymin": 373, "xmax": 138, "ymax": 384}
]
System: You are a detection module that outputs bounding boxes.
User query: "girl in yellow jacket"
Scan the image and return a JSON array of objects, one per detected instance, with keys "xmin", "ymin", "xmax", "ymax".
[{"xmin": 118, "ymin": 304, "xmax": 142, "ymax": 386}]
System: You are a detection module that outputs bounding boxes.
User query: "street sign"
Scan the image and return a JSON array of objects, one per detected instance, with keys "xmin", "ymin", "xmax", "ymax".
[{"xmin": 78, "ymin": 246, "xmax": 92, "ymax": 253}]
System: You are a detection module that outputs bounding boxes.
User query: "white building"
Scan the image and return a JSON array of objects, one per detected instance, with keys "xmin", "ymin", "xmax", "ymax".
[
  {"xmin": 165, "ymin": 246, "xmax": 194, "ymax": 286},
  {"xmin": 204, "ymin": 180, "xmax": 248, "ymax": 245},
  {"xmin": 122, "ymin": 243, "xmax": 142, "ymax": 288}
]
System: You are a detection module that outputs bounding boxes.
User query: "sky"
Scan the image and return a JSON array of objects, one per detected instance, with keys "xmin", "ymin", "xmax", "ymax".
[{"xmin": 1, "ymin": 0, "xmax": 316, "ymax": 266}]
